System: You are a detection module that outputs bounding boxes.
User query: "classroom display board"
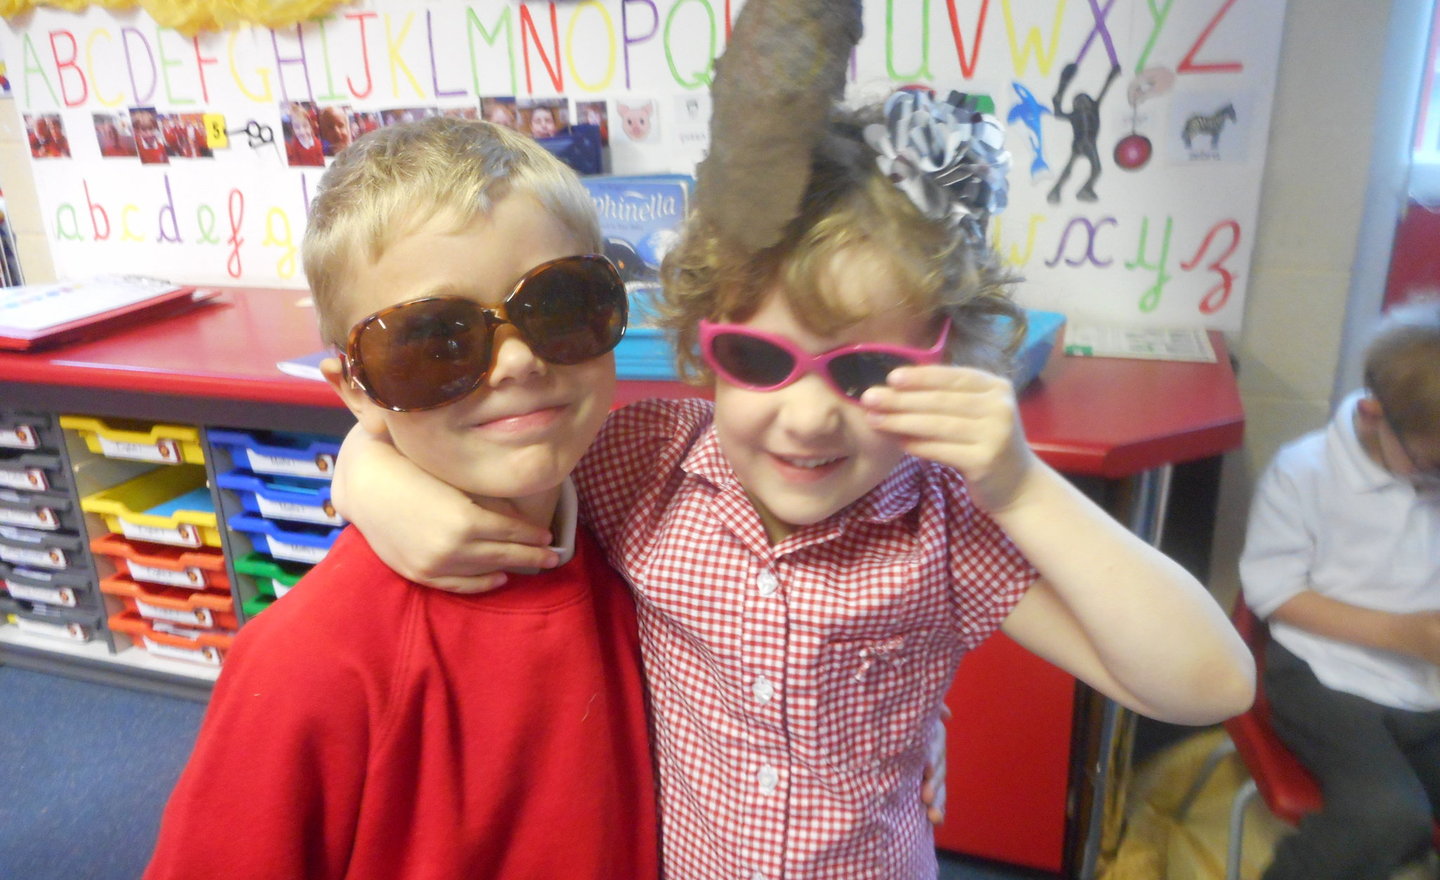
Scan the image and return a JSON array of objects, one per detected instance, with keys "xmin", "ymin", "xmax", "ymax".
[{"xmin": 1, "ymin": 0, "xmax": 1286, "ymax": 331}]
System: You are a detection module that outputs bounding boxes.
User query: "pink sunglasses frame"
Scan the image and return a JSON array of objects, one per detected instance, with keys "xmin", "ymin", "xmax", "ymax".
[{"xmin": 697, "ymin": 318, "xmax": 952, "ymax": 400}]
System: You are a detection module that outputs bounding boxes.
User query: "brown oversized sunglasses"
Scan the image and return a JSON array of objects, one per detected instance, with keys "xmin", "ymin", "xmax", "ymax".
[{"xmin": 339, "ymin": 254, "xmax": 627, "ymax": 412}]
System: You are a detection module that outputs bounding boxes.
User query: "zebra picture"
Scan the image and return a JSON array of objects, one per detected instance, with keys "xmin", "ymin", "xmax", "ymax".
[{"xmin": 1182, "ymin": 103, "xmax": 1237, "ymax": 150}]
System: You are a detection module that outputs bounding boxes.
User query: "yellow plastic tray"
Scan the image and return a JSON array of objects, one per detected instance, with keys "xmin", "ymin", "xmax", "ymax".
[
  {"xmin": 79, "ymin": 466, "xmax": 220, "ymax": 548},
  {"xmin": 59, "ymin": 415, "xmax": 204, "ymax": 465}
]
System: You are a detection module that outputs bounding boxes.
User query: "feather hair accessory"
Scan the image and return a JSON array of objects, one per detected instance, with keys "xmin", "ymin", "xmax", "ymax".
[
  {"xmin": 864, "ymin": 89, "xmax": 1012, "ymax": 245},
  {"xmin": 695, "ymin": 0, "xmax": 864, "ymax": 255}
]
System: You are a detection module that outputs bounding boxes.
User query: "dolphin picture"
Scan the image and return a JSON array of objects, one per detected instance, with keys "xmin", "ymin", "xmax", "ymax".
[{"xmin": 1007, "ymin": 81, "xmax": 1051, "ymax": 178}]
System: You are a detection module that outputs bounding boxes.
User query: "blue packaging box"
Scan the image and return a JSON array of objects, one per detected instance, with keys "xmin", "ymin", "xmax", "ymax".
[{"xmin": 582, "ymin": 174, "xmax": 691, "ymax": 286}]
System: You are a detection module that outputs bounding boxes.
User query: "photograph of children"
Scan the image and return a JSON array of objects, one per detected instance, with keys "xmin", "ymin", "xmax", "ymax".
[
  {"xmin": 316, "ymin": 106, "xmax": 356, "ymax": 157},
  {"xmin": 441, "ymin": 107, "xmax": 480, "ymax": 120},
  {"xmin": 518, "ymin": 98, "xmax": 569, "ymax": 140},
  {"xmin": 350, "ymin": 111, "xmax": 383, "ymax": 140},
  {"xmin": 282, "ymin": 101, "xmax": 325, "ymax": 167},
  {"xmin": 93, "ymin": 113, "xmax": 138, "ymax": 157},
  {"xmin": 574, "ymin": 100, "xmax": 609, "ymax": 145},
  {"xmin": 161, "ymin": 114, "xmax": 185, "ymax": 157},
  {"xmin": 168, "ymin": 113, "xmax": 212, "ymax": 158},
  {"xmin": 379, "ymin": 107, "xmax": 437, "ymax": 127},
  {"xmin": 130, "ymin": 107, "xmax": 168, "ymax": 164},
  {"xmin": 24, "ymin": 114, "xmax": 70, "ymax": 158},
  {"xmin": 480, "ymin": 97, "xmax": 519, "ymax": 131}
]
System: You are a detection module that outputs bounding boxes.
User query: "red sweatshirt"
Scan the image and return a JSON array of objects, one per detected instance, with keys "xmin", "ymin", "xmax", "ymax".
[{"xmin": 145, "ymin": 525, "xmax": 657, "ymax": 880}]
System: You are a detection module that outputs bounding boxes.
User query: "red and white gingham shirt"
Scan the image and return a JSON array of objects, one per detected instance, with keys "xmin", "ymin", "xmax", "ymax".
[{"xmin": 574, "ymin": 398, "xmax": 1037, "ymax": 880}]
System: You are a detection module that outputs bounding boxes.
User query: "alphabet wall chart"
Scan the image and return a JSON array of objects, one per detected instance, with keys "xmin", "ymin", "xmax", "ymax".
[{"xmin": 1, "ymin": 0, "xmax": 1287, "ymax": 331}]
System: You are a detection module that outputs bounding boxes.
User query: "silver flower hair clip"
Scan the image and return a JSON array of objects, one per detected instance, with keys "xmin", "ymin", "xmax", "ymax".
[{"xmin": 864, "ymin": 89, "xmax": 1011, "ymax": 244}]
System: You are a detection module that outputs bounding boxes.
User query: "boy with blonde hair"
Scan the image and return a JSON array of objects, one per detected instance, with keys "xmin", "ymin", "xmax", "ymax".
[
  {"xmin": 144, "ymin": 117, "xmax": 657, "ymax": 879},
  {"xmin": 1242, "ymin": 298, "xmax": 1440, "ymax": 880}
]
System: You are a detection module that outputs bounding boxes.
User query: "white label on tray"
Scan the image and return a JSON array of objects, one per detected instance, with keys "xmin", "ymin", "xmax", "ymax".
[
  {"xmin": 120, "ymin": 520, "xmax": 203, "ymax": 548},
  {"xmin": 127, "ymin": 561, "xmax": 208, "ymax": 589},
  {"xmin": 0, "ymin": 543, "xmax": 67, "ymax": 569},
  {"xmin": 244, "ymin": 449, "xmax": 334, "ymax": 480},
  {"xmin": 98, "ymin": 436, "xmax": 182, "ymax": 464},
  {"xmin": 136, "ymin": 598, "xmax": 214, "ymax": 628},
  {"xmin": 0, "ymin": 506, "xmax": 59, "ymax": 530},
  {"xmin": 4, "ymin": 580, "xmax": 78, "ymax": 607},
  {"xmin": 142, "ymin": 635, "xmax": 223, "ymax": 666},
  {"xmin": 274, "ymin": 581, "xmax": 294, "ymax": 599},
  {"xmin": 266, "ymin": 537, "xmax": 329, "ymax": 565},
  {"xmin": 255, "ymin": 495, "xmax": 343, "ymax": 526},
  {"xmin": 0, "ymin": 468, "xmax": 48, "ymax": 491},
  {"xmin": 0, "ymin": 425, "xmax": 40, "ymax": 449},
  {"xmin": 15, "ymin": 616, "xmax": 90, "ymax": 642}
]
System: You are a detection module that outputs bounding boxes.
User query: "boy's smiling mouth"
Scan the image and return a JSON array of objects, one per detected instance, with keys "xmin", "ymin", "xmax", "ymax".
[{"xmin": 471, "ymin": 403, "xmax": 568, "ymax": 435}]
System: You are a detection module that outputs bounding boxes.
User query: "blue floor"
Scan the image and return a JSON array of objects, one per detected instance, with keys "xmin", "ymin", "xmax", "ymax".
[
  {"xmin": 0, "ymin": 665, "xmax": 206, "ymax": 880},
  {"xmin": 0, "ymin": 664, "xmax": 1052, "ymax": 879}
]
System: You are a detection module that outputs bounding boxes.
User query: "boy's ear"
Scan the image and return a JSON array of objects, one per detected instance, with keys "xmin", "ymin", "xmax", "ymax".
[
  {"xmin": 1356, "ymin": 394, "xmax": 1385, "ymax": 424},
  {"xmin": 321, "ymin": 356, "xmax": 391, "ymax": 438}
]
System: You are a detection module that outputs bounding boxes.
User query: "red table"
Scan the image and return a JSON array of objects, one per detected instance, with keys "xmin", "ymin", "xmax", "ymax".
[{"xmin": 0, "ymin": 287, "xmax": 1243, "ymax": 876}]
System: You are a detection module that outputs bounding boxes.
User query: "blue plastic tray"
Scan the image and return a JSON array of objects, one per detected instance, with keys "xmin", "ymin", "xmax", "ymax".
[
  {"xmin": 208, "ymin": 429, "xmax": 341, "ymax": 481},
  {"xmin": 228, "ymin": 513, "xmax": 342, "ymax": 565},
  {"xmin": 216, "ymin": 470, "xmax": 343, "ymax": 527}
]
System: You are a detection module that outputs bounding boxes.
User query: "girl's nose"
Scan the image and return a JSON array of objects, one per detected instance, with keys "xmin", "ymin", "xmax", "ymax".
[{"xmin": 774, "ymin": 372, "xmax": 845, "ymax": 438}]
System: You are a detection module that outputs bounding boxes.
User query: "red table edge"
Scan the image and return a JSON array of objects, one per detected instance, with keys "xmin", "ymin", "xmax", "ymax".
[
  {"xmin": 3, "ymin": 362, "xmax": 1242, "ymax": 477},
  {"xmin": 1, "ymin": 290, "xmax": 1244, "ymax": 479}
]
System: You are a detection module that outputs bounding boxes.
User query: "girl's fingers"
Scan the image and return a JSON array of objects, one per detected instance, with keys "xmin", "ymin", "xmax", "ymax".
[
  {"xmin": 467, "ymin": 508, "xmax": 554, "ymax": 547},
  {"xmin": 447, "ymin": 542, "xmax": 561, "ymax": 574},
  {"xmin": 886, "ymin": 364, "xmax": 1004, "ymax": 391},
  {"xmin": 865, "ymin": 410, "xmax": 1008, "ymax": 445},
  {"xmin": 862, "ymin": 389, "xmax": 1009, "ymax": 420},
  {"xmin": 895, "ymin": 439, "xmax": 996, "ymax": 465}
]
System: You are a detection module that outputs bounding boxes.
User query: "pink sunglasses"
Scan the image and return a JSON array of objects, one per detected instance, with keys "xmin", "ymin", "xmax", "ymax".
[{"xmin": 698, "ymin": 319, "xmax": 952, "ymax": 400}]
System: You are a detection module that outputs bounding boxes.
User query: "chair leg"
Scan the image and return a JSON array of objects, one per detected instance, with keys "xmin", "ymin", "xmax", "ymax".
[
  {"xmin": 1176, "ymin": 737, "xmax": 1238, "ymax": 821},
  {"xmin": 1228, "ymin": 778, "xmax": 1259, "ymax": 880}
]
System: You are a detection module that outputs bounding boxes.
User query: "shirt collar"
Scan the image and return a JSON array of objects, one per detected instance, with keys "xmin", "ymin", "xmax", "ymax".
[
  {"xmin": 503, "ymin": 477, "xmax": 577, "ymax": 574},
  {"xmin": 550, "ymin": 477, "xmax": 579, "ymax": 565},
  {"xmin": 681, "ymin": 426, "xmax": 926, "ymax": 529},
  {"xmin": 1329, "ymin": 390, "xmax": 1399, "ymax": 494}
]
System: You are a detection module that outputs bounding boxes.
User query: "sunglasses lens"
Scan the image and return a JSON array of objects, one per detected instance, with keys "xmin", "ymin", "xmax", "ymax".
[
  {"xmin": 356, "ymin": 298, "xmax": 491, "ymax": 410},
  {"xmin": 709, "ymin": 332, "xmax": 796, "ymax": 389},
  {"xmin": 509, "ymin": 257, "xmax": 627, "ymax": 364},
  {"xmin": 827, "ymin": 352, "xmax": 913, "ymax": 399}
]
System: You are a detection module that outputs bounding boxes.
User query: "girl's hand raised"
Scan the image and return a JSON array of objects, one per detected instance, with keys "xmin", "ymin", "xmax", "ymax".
[{"xmin": 860, "ymin": 365, "xmax": 1039, "ymax": 514}]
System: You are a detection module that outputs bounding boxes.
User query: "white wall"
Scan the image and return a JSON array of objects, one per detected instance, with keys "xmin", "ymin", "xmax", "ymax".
[
  {"xmin": 1208, "ymin": 0, "xmax": 1427, "ymax": 605},
  {"xmin": 0, "ymin": 2, "xmax": 1422, "ymax": 603}
]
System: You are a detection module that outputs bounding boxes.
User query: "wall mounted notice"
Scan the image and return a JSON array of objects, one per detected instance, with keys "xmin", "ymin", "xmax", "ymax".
[{"xmin": 1, "ymin": 0, "xmax": 1286, "ymax": 331}]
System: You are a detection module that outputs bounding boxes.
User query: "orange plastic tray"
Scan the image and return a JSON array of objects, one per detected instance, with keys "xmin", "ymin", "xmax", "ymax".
[
  {"xmin": 90, "ymin": 533, "xmax": 229, "ymax": 590},
  {"xmin": 100, "ymin": 573, "xmax": 237, "ymax": 630},
  {"xmin": 108, "ymin": 610, "xmax": 234, "ymax": 666}
]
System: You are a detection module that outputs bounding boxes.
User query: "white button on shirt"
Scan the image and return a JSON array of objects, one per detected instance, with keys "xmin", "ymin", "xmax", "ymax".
[
  {"xmin": 756, "ymin": 569, "xmax": 778, "ymax": 597},
  {"xmin": 757, "ymin": 765, "xmax": 779, "ymax": 794},
  {"xmin": 752, "ymin": 675, "xmax": 775, "ymax": 704}
]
